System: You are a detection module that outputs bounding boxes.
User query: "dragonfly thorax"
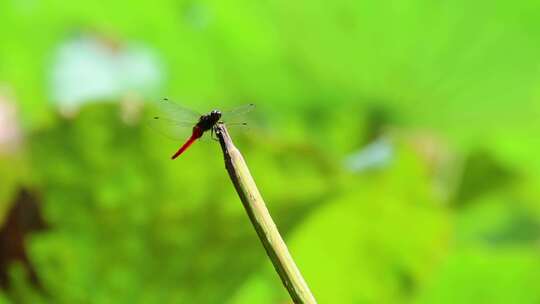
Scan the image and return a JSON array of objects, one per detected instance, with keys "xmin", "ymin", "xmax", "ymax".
[{"xmin": 197, "ymin": 110, "xmax": 222, "ymax": 131}]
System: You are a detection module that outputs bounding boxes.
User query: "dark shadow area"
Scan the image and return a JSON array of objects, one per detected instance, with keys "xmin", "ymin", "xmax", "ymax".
[{"xmin": 0, "ymin": 188, "xmax": 47, "ymax": 290}]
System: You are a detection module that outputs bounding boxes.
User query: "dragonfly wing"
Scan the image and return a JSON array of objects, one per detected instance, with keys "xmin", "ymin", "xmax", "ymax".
[
  {"xmin": 221, "ymin": 103, "xmax": 255, "ymax": 123},
  {"xmin": 224, "ymin": 122, "xmax": 252, "ymax": 134},
  {"xmin": 154, "ymin": 98, "xmax": 202, "ymax": 122},
  {"xmin": 146, "ymin": 117, "xmax": 194, "ymax": 140},
  {"xmin": 145, "ymin": 98, "xmax": 200, "ymax": 140}
]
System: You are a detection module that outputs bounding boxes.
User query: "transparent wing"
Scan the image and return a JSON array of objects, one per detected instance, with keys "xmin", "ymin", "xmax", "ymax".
[
  {"xmin": 145, "ymin": 98, "xmax": 200, "ymax": 140},
  {"xmin": 224, "ymin": 122, "xmax": 251, "ymax": 133},
  {"xmin": 154, "ymin": 98, "xmax": 201, "ymax": 122},
  {"xmin": 146, "ymin": 117, "xmax": 194, "ymax": 140},
  {"xmin": 221, "ymin": 103, "xmax": 255, "ymax": 123}
]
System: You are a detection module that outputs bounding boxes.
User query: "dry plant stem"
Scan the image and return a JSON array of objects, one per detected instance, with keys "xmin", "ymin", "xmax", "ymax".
[{"xmin": 215, "ymin": 123, "xmax": 317, "ymax": 304}]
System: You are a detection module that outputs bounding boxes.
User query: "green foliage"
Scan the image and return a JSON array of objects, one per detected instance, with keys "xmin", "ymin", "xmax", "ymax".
[{"xmin": 0, "ymin": 0, "xmax": 539, "ymax": 303}]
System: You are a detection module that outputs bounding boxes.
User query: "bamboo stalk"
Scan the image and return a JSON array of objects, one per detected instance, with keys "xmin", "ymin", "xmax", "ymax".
[{"xmin": 215, "ymin": 123, "xmax": 317, "ymax": 304}]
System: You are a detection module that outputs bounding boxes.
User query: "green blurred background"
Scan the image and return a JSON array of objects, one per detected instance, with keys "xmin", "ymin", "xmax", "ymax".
[{"xmin": 1, "ymin": 0, "xmax": 540, "ymax": 303}]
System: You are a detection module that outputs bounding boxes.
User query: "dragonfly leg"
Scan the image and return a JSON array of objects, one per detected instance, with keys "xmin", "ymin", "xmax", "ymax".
[{"xmin": 210, "ymin": 127, "xmax": 219, "ymax": 141}]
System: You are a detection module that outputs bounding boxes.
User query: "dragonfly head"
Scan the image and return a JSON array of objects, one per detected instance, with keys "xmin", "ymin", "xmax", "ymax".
[{"xmin": 210, "ymin": 109, "xmax": 222, "ymax": 120}]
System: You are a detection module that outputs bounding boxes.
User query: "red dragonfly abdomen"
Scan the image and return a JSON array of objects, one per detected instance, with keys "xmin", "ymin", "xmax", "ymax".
[{"xmin": 171, "ymin": 126, "xmax": 204, "ymax": 159}]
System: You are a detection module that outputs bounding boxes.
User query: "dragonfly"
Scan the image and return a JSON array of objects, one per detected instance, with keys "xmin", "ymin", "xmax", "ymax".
[{"xmin": 148, "ymin": 98, "xmax": 255, "ymax": 159}]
